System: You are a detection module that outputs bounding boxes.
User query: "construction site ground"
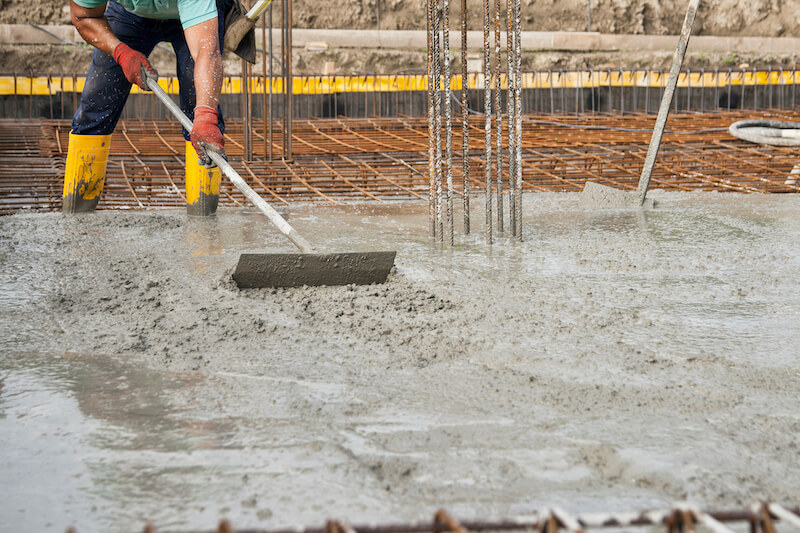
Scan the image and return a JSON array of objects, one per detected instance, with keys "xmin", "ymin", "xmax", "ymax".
[{"xmin": 1, "ymin": 193, "xmax": 799, "ymax": 531}]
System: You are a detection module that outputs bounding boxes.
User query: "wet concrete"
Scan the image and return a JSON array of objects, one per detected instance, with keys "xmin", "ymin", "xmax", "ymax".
[
  {"xmin": 1, "ymin": 192, "xmax": 799, "ymax": 532},
  {"xmin": 580, "ymin": 181, "xmax": 655, "ymax": 209}
]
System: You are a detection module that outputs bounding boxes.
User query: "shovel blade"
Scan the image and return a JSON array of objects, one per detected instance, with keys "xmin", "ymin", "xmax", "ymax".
[
  {"xmin": 580, "ymin": 181, "xmax": 655, "ymax": 209},
  {"xmin": 233, "ymin": 251, "xmax": 397, "ymax": 288}
]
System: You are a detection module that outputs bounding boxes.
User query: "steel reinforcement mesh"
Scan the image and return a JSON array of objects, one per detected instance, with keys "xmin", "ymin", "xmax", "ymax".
[
  {"xmin": 1, "ymin": 111, "xmax": 799, "ymax": 214},
  {"xmin": 61, "ymin": 503, "xmax": 800, "ymax": 533}
]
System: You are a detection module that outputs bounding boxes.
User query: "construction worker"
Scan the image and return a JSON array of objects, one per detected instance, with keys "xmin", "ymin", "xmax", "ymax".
[{"xmin": 63, "ymin": 0, "xmax": 231, "ymax": 216}]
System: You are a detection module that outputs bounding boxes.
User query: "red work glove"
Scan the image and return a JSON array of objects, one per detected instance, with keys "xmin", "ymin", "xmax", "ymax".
[
  {"xmin": 191, "ymin": 105, "xmax": 226, "ymax": 167},
  {"xmin": 112, "ymin": 42, "xmax": 158, "ymax": 90}
]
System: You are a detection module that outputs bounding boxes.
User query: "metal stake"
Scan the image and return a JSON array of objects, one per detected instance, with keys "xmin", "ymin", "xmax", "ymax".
[
  {"xmin": 494, "ymin": 0, "xmax": 503, "ymax": 234},
  {"xmin": 483, "ymin": 0, "xmax": 492, "ymax": 244},
  {"xmin": 513, "ymin": 0, "xmax": 522, "ymax": 239},
  {"xmin": 506, "ymin": 0, "xmax": 516, "ymax": 236},
  {"xmin": 461, "ymin": 0, "xmax": 470, "ymax": 234},
  {"xmin": 443, "ymin": 0, "xmax": 454, "ymax": 245},
  {"xmin": 427, "ymin": 0, "xmax": 437, "ymax": 238},
  {"xmin": 433, "ymin": 0, "xmax": 444, "ymax": 241}
]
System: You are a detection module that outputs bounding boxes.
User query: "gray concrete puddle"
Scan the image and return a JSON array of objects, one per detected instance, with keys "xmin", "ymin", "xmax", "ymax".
[{"xmin": 1, "ymin": 192, "xmax": 799, "ymax": 532}]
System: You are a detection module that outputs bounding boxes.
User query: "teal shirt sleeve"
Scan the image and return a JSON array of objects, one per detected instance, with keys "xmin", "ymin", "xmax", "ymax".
[
  {"xmin": 178, "ymin": 0, "xmax": 219, "ymax": 29},
  {"xmin": 72, "ymin": 0, "xmax": 108, "ymax": 8}
]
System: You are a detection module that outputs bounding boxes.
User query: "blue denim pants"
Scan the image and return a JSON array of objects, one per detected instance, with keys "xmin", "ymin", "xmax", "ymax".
[{"xmin": 72, "ymin": 0, "xmax": 230, "ymax": 140}]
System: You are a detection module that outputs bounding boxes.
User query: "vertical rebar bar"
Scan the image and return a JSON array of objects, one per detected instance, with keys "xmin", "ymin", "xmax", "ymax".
[
  {"xmin": 443, "ymin": 0, "xmax": 454, "ymax": 245},
  {"xmin": 687, "ymin": 68, "xmax": 692, "ymax": 112},
  {"xmin": 286, "ymin": 0, "xmax": 293, "ymax": 159},
  {"xmin": 740, "ymin": 68, "xmax": 745, "ymax": 111},
  {"xmin": 769, "ymin": 66, "xmax": 773, "ymax": 109},
  {"xmin": 268, "ymin": 4, "xmax": 274, "ymax": 160},
  {"xmin": 280, "ymin": 0, "xmax": 287, "ymax": 153},
  {"xmin": 713, "ymin": 68, "xmax": 718, "ymax": 111},
  {"xmin": 506, "ymin": 0, "xmax": 516, "ymax": 236},
  {"xmin": 461, "ymin": 0, "xmax": 470, "ymax": 234},
  {"xmin": 28, "ymin": 70, "xmax": 33, "ymax": 119},
  {"xmin": 483, "ymin": 0, "xmax": 493, "ymax": 243},
  {"xmin": 433, "ymin": 0, "xmax": 444, "ymax": 240},
  {"xmin": 700, "ymin": 68, "xmax": 705, "ymax": 112},
  {"xmin": 243, "ymin": 59, "xmax": 253, "ymax": 160},
  {"xmin": 261, "ymin": 15, "xmax": 268, "ymax": 160},
  {"xmin": 513, "ymin": 0, "xmax": 522, "ymax": 239},
  {"xmin": 494, "ymin": 0, "xmax": 503, "ymax": 234},
  {"xmin": 72, "ymin": 72, "xmax": 77, "ymax": 118},
  {"xmin": 427, "ymin": 0, "xmax": 437, "ymax": 238}
]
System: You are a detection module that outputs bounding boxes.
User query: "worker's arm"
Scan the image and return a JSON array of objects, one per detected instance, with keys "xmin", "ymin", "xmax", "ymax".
[
  {"xmin": 184, "ymin": 18, "xmax": 225, "ymax": 159},
  {"xmin": 69, "ymin": 0, "xmax": 157, "ymax": 89},
  {"xmin": 69, "ymin": 0, "xmax": 119, "ymax": 55}
]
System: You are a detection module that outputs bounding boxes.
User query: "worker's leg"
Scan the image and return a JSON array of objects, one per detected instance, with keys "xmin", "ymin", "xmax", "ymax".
[
  {"xmin": 64, "ymin": 1, "xmax": 159, "ymax": 213},
  {"xmin": 169, "ymin": 3, "xmax": 229, "ymax": 216}
]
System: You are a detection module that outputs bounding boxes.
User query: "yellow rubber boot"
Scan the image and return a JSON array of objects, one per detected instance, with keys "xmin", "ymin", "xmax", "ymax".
[
  {"xmin": 62, "ymin": 133, "xmax": 111, "ymax": 213},
  {"xmin": 185, "ymin": 141, "xmax": 221, "ymax": 216}
]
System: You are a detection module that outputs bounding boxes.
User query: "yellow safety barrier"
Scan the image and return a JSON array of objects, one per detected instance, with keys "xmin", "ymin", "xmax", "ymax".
[{"xmin": 1, "ymin": 70, "xmax": 799, "ymax": 96}]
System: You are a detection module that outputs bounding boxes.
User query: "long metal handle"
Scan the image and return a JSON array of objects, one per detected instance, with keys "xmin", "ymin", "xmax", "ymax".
[
  {"xmin": 636, "ymin": 0, "xmax": 700, "ymax": 205},
  {"xmin": 145, "ymin": 72, "xmax": 315, "ymax": 254}
]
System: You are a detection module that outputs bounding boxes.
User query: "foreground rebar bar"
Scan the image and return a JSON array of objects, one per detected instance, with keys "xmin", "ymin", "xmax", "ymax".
[
  {"xmin": 494, "ymin": 0, "xmax": 503, "ymax": 235},
  {"xmin": 132, "ymin": 502, "xmax": 800, "ymax": 533},
  {"xmin": 427, "ymin": 0, "xmax": 436, "ymax": 238},
  {"xmin": 443, "ymin": 0, "xmax": 455, "ymax": 245},
  {"xmin": 494, "ymin": 0, "xmax": 503, "ymax": 234},
  {"xmin": 506, "ymin": 0, "xmax": 516, "ymax": 236},
  {"xmin": 513, "ymin": 0, "xmax": 522, "ymax": 239},
  {"xmin": 433, "ymin": 0, "xmax": 444, "ymax": 241},
  {"xmin": 461, "ymin": 0, "xmax": 469, "ymax": 234},
  {"xmin": 483, "ymin": 0, "xmax": 492, "ymax": 244}
]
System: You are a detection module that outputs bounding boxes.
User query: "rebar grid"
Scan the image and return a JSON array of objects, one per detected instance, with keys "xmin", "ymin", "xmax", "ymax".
[
  {"xmin": 69, "ymin": 503, "xmax": 800, "ymax": 533},
  {"xmin": 2, "ymin": 112, "xmax": 800, "ymax": 214}
]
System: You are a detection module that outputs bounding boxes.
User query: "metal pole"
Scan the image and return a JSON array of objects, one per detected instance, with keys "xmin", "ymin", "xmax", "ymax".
[
  {"xmin": 433, "ymin": 0, "xmax": 444, "ymax": 240},
  {"xmin": 494, "ymin": 0, "xmax": 503, "ymax": 234},
  {"xmin": 427, "ymin": 0, "xmax": 437, "ymax": 238},
  {"xmin": 268, "ymin": 3, "xmax": 273, "ymax": 160},
  {"xmin": 286, "ymin": 0, "xmax": 293, "ymax": 159},
  {"xmin": 261, "ymin": 14, "xmax": 268, "ymax": 160},
  {"xmin": 443, "ymin": 0, "xmax": 454, "ymax": 245},
  {"xmin": 461, "ymin": 0, "xmax": 470, "ymax": 234},
  {"xmin": 513, "ymin": 0, "xmax": 522, "ymax": 239},
  {"xmin": 483, "ymin": 0, "xmax": 492, "ymax": 244},
  {"xmin": 243, "ymin": 59, "xmax": 253, "ymax": 160},
  {"xmin": 506, "ymin": 0, "xmax": 516, "ymax": 236},
  {"xmin": 280, "ymin": 0, "xmax": 287, "ymax": 155}
]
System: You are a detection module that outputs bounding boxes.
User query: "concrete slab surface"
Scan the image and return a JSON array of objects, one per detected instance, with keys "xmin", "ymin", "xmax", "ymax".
[{"xmin": 1, "ymin": 192, "xmax": 799, "ymax": 532}]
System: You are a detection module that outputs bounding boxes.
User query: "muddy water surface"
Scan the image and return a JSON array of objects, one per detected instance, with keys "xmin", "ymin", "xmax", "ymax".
[{"xmin": 1, "ymin": 192, "xmax": 799, "ymax": 532}]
